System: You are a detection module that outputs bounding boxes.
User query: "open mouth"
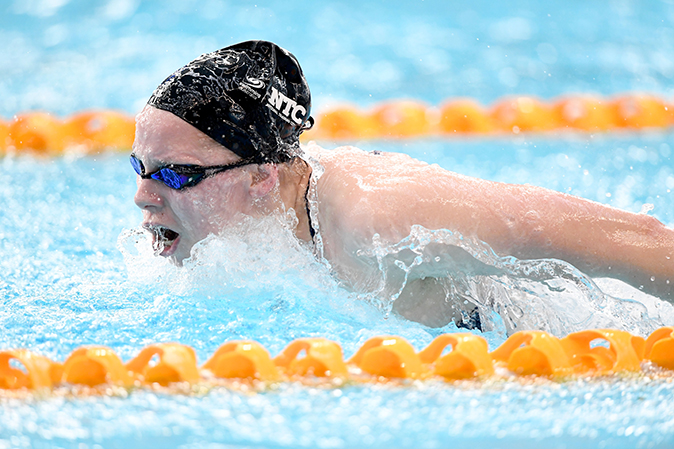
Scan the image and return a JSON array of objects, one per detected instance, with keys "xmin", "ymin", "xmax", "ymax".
[{"xmin": 144, "ymin": 224, "xmax": 180, "ymax": 256}]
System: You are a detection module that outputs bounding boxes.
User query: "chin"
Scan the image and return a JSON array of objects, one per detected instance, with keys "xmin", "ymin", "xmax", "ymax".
[
  {"xmin": 167, "ymin": 254, "xmax": 183, "ymax": 266},
  {"xmin": 167, "ymin": 243, "xmax": 194, "ymax": 266},
  {"xmin": 166, "ymin": 249, "xmax": 188, "ymax": 266}
]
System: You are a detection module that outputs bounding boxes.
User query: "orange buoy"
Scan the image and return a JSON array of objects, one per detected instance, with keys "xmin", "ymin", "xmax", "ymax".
[
  {"xmin": 274, "ymin": 338, "xmax": 347, "ymax": 377},
  {"xmin": 0, "ymin": 350, "xmax": 56, "ymax": 390},
  {"xmin": 7, "ymin": 112, "xmax": 69, "ymax": 154},
  {"xmin": 613, "ymin": 94, "xmax": 672, "ymax": 129},
  {"xmin": 2, "ymin": 92, "xmax": 673, "ymax": 153},
  {"xmin": 64, "ymin": 110, "xmax": 135, "ymax": 153},
  {"xmin": 1, "ymin": 326, "xmax": 674, "ymax": 394},
  {"xmin": 314, "ymin": 106, "xmax": 379, "ymax": 140},
  {"xmin": 560, "ymin": 329, "xmax": 644, "ymax": 374},
  {"xmin": 126, "ymin": 343, "xmax": 200, "ymax": 386},
  {"xmin": 491, "ymin": 331, "xmax": 572, "ymax": 376},
  {"xmin": 418, "ymin": 333, "xmax": 494, "ymax": 379},
  {"xmin": 0, "ymin": 119, "xmax": 9, "ymax": 153},
  {"xmin": 438, "ymin": 99, "xmax": 494, "ymax": 134},
  {"xmin": 370, "ymin": 100, "xmax": 434, "ymax": 138},
  {"xmin": 552, "ymin": 96, "xmax": 621, "ymax": 131},
  {"xmin": 644, "ymin": 326, "xmax": 674, "ymax": 370},
  {"xmin": 348, "ymin": 336, "xmax": 425, "ymax": 379},
  {"xmin": 62, "ymin": 346, "xmax": 133, "ymax": 387},
  {"xmin": 202, "ymin": 341, "xmax": 279, "ymax": 381},
  {"xmin": 490, "ymin": 96, "xmax": 559, "ymax": 133}
]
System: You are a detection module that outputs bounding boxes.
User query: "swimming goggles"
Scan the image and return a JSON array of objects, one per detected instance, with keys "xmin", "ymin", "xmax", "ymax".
[{"xmin": 130, "ymin": 154, "xmax": 255, "ymax": 190}]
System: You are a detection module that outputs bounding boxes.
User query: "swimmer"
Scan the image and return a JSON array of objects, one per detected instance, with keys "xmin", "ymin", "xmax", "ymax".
[{"xmin": 132, "ymin": 40, "xmax": 674, "ymax": 329}]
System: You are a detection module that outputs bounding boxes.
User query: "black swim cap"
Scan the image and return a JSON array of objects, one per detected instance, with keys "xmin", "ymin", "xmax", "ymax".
[{"xmin": 147, "ymin": 40, "xmax": 312, "ymax": 164}]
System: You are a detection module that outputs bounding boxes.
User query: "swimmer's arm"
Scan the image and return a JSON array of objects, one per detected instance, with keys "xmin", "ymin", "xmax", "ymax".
[
  {"xmin": 368, "ymin": 178, "xmax": 673, "ymax": 299},
  {"xmin": 320, "ymin": 151, "xmax": 674, "ymax": 299},
  {"xmin": 490, "ymin": 184, "xmax": 674, "ymax": 300},
  {"xmin": 403, "ymin": 180, "xmax": 674, "ymax": 300}
]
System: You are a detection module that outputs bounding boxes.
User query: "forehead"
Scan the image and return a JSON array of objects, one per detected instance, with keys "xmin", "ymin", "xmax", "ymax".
[{"xmin": 132, "ymin": 106, "xmax": 238, "ymax": 166}]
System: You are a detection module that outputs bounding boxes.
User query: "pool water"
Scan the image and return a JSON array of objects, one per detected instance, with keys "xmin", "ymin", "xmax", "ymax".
[
  {"xmin": 2, "ymin": 0, "xmax": 674, "ymax": 448},
  {"xmin": 3, "ymin": 0, "xmax": 674, "ymax": 116}
]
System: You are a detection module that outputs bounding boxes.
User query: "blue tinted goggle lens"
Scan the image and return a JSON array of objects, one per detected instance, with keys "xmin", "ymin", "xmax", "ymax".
[
  {"xmin": 130, "ymin": 155, "xmax": 143, "ymax": 175},
  {"xmin": 153, "ymin": 169, "xmax": 198, "ymax": 189},
  {"xmin": 130, "ymin": 155, "xmax": 205, "ymax": 190},
  {"xmin": 131, "ymin": 154, "xmax": 251, "ymax": 190}
]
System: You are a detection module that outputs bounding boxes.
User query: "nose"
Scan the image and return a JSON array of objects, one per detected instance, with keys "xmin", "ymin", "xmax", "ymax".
[{"xmin": 134, "ymin": 176, "xmax": 165, "ymax": 210}]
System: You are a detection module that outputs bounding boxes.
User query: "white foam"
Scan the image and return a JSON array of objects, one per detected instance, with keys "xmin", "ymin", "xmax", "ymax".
[
  {"xmin": 118, "ymin": 215, "xmax": 672, "ymax": 338},
  {"xmin": 359, "ymin": 224, "xmax": 671, "ymax": 337}
]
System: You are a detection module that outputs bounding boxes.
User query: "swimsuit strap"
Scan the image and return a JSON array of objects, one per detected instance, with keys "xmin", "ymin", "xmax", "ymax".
[
  {"xmin": 304, "ymin": 179, "xmax": 315, "ymax": 240},
  {"xmin": 299, "ymin": 147, "xmax": 326, "ymax": 261}
]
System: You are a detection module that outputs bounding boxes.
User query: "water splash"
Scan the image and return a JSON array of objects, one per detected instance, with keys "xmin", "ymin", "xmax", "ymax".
[
  {"xmin": 117, "ymin": 211, "xmax": 334, "ymax": 295},
  {"xmin": 358, "ymin": 224, "xmax": 674, "ymax": 337},
  {"xmin": 116, "ymin": 211, "xmax": 444, "ymax": 356}
]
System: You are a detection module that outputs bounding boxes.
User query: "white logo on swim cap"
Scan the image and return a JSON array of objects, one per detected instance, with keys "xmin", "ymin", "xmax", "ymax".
[
  {"xmin": 266, "ymin": 86, "xmax": 306, "ymax": 125},
  {"xmin": 208, "ymin": 50, "xmax": 241, "ymax": 73},
  {"xmin": 239, "ymin": 76, "xmax": 265, "ymax": 100},
  {"xmin": 244, "ymin": 76, "xmax": 265, "ymax": 89}
]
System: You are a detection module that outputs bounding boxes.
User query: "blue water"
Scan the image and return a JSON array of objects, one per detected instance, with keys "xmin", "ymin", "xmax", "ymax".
[
  {"xmin": 2, "ymin": 1, "xmax": 674, "ymax": 448},
  {"xmin": 2, "ymin": 0, "xmax": 674, "ymax": 116}
]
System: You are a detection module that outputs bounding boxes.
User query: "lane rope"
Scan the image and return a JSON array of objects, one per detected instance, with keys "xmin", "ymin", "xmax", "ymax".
[
  {"xmin": 1, "ymin": 93, "xmax": 673, "ymax": 156},
  {"xmin": 1, "ymin": 327, "xmax": 673, "ymax": 391}
]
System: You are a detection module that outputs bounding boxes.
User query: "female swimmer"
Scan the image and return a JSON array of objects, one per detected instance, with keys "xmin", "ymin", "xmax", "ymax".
[{"xmin": 131, "ymin": 40, "xmax": 674, "ymax": 328}]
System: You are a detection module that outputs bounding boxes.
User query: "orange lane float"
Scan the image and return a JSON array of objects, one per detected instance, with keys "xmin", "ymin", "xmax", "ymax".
[
  {"xmin": 65, "ymin": 110, "xmax": 136, "ymax": 151},
  {"xmin": 552, "ymin": 96, "xmax": 621, "ymax": 131},
  {"xmin": 348, "ymin": 336, "xmax": 425, "ymax": 379},
  {"xmin": 370, "ymin": 100, "xmax": 434, "ymax": 138},
  {"xmin": 418, "ymin": 333, "xmax": 494, "ymax": 379},
  {"xmin": 2, "ymin": 327, "xmax": 674, "ymax": 392},
  {"xmin": 614, "ymin": 94, "xmax": 674, "ymax": 129},
  {"xmin": 274, "ymin": 338, "xmax": 347, "ymax": 377},
  {"xmin": 490, "ymin": 330, "xmax": 572, "ymax": 377},
  {"xmin": 0, "ymin": 350, "xmax": 57, "ymax": 390},
  {"xmin": 202, "ymin": 340, "xmax": 279, "ymax": 381},
  {"xmin": 7, "ymin": 112, "xmax": 69, "ymax": 155},
  {"xmin": 312, "ymin": 107, "xmax": 380, "ymax": 140},
  {"xmin": 2, "ymin": 110, "xmax": 135, "ymax": 155},
  {"xmin": 0, "ymin": 119, "xmax": 9, "ymax": 155},
  {"xmin": 2, "ymin": 93, "xmax": 673, "ymax": 154},
  {"xmin": 309, "ymin": 93, "xmax": 674, "ymax": 140},
  {"xmin": 62, "ymin": 346, "xmax": 133, "ymax": 387},
  {"xmin": 489, "ymin": 97, "xmax": 559, "ymax": 133},
  {"xmin": 438, "ymin": 99, "xmax": 495, "ymax": 134},
  {"xmin": 126, "ymin": 343, "xmax": 200, "ymax": 386},
  {"xmin": 559, "ymin": 329, "xmax": 645, "ymax": 375},
  {"xmin": 644, "ymin": 326, "xmax": 674, "ymax": 370}
]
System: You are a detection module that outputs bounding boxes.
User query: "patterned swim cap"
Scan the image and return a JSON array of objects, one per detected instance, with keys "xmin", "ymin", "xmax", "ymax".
[{"xmin": 148, "ymin": 40, "xmax": 313, "ymax": 163}]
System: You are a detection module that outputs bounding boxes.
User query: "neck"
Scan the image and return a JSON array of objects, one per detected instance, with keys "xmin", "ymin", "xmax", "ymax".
[{"xmin": 277, "ymin": 158, "xmax": 313, "ymax": 242}]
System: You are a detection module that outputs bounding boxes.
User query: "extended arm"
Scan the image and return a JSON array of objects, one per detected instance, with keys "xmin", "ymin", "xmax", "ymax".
[
  {"xmin": 318, "ymin": 148, "xmax": 674, "ymax": 301},
  {"xmin": 478, "ymin": 182, "xmax": 674, "ymax": 300}
]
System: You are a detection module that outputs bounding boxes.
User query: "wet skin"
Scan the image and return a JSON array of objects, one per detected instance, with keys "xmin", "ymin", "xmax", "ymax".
[
  {"xmin": 132, "ymin": 106, "xmax": 312, "ymax": 264},
  {"xmin": 133, "ymin": 107, "xmax": 275, "ymax": 263},
  {"xmin": 307, "ymin": 145, "xmax": 674, "ymax": 306},
  {"xmin": 133, "ymin": 106, "xmax": 674, "ymax": 327}
]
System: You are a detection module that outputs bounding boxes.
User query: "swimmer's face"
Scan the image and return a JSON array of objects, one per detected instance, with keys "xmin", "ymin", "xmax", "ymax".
[{"xmin": 132, "ymin": 106, "xmax": 274, "ymax": 263}]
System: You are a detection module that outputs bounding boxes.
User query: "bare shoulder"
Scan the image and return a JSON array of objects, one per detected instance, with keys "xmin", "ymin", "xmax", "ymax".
[
  {"xmin": 304, "ymin": 143, "xmax": 557, "ymax": 257},
  {"xmin": 305, "ymin": 144, "xmax": 467, "ymax": 245}
]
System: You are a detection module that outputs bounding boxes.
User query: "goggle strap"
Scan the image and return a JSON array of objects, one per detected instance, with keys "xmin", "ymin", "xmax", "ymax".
[{"xmin": 131, "ymin": 154, "xmax": 256, "ymax": 190}]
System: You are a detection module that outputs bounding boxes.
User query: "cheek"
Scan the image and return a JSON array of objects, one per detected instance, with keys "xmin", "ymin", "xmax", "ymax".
[{"xmin": 174, "ymin": 185, "xmax": 244, "ymax": 234}]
